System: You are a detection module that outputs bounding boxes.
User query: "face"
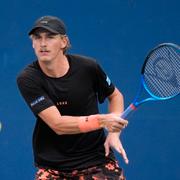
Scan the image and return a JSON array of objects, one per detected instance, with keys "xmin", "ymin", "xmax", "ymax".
[{"xmin": 31, "ymin": 30, "xmax": 67, "ymax": 62}]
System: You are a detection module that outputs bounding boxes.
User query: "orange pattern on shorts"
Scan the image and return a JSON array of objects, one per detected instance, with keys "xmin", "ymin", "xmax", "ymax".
[{"xmin": 35, "ymin": 161, "xmax": 125, "ymax": 180}]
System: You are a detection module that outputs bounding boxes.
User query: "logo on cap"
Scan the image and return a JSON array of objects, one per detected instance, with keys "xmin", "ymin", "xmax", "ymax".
[{"xmin": 40, "ymin": 20, "xmax": 48, "ymax": 24}]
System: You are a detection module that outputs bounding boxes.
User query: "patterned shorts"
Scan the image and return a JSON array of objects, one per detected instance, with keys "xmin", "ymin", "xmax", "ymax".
[{"xmin": 35, "ymin": 161, "xmax": 125, "ymax": 180}]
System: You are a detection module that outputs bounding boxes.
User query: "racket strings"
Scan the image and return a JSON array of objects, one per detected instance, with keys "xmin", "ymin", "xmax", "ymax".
[{"xmin": 143, "ymin": 46, "xmax": 180, "ymax": 98}]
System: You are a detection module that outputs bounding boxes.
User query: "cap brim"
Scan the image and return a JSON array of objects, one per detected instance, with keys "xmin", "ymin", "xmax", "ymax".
[{"xmin": 28, "ymin": 25, "xmax": 59, "ymax": 35}]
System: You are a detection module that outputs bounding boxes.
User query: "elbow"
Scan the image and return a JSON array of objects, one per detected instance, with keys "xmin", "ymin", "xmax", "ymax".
[
  {"xmin": 109, "ymin": 87, "xmax": 124, "ymax": 101},
  {"xmin": 116, "ymin": 88, "xmax": 124, "ymax": 98},
  {"xmin": 118, "ymin": 90, "xmax": 124, "ymax": 100}
]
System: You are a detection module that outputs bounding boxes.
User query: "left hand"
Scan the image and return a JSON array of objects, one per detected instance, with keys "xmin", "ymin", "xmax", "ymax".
[
  {"xmin": 104, "ymin": 132, "xmax": 129, "ymax": 164},
  {"xmin": 99, "ymin": 113, "xmax": 128, "ymax": 132}
]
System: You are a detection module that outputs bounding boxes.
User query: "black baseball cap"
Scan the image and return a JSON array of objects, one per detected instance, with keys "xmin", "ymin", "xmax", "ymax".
[{"xmin": 28, "ymin": 16, "xmax": 66, "ymax": 35}]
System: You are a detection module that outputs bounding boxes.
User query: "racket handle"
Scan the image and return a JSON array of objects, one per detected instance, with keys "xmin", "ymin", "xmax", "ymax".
[{"xmin": 121, "ymin": 104, "xmax": 136, "ymax": 119}]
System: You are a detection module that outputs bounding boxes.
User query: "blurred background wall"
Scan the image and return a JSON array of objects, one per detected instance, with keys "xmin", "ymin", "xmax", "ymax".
[{"xmin": 0, "ymin": 0, "xmax": 179, "ymax": 179}]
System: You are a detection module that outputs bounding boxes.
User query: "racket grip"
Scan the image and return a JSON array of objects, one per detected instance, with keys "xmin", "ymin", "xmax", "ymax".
[{"xmin": 121, "ymin": 104, "xmax": 136, "ymax": 119}]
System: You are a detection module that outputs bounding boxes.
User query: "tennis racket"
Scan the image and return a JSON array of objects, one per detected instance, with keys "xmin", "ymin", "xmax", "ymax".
[{"xmin": 121, "ymin": 43, "xmax": 180, "ymax": 119}]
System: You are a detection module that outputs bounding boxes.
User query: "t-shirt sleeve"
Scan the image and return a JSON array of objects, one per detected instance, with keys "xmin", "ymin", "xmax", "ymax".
[
  {"xmin": 94, "ymin": 63, "xmax": 115, "ymax": 103},
  {"xmin": 17, "ymin": 75, "xmax": 54, "ymax": 115}
]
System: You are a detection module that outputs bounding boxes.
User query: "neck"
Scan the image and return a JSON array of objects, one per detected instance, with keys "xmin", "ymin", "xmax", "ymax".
[{"xmin": 38, "ymin": 54, "xmax": 69, "ymax": 78}]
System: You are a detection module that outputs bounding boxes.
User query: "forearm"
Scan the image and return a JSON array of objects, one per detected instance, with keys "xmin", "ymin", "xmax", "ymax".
[
  {"xmin": 38, "ymin": 106, "xmax": 101, "ymax": 135},
  {"xmin": 51, "ymin": 115, "xmax": 84, "ymax": 135},
  {"xmin": 108, "ymin": 88, "xmax": 125, "ymax": 136},
  {"xmin": 38, "ymin": 106, "xmax": 127, "ymax": 135},
  {"xmin": 50, "ymin": 114, "xmax": 104, "ymax": 135}
]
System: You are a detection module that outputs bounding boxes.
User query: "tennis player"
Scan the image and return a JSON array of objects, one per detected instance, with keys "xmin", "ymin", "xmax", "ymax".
[{"xmin": 17, "ymin": 15, "xmax": 128, "ymax": 180}]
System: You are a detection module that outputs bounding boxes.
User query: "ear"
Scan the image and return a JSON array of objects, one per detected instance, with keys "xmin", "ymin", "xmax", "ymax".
[{"xmin": 61, "ymin": 36, "xmax": 68, "ymax": 48}]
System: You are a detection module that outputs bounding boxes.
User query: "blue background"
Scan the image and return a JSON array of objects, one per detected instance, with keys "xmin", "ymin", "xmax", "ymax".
[{"xmin": 0, "ymin": 0, "xmax": 179, "ymax": 179}]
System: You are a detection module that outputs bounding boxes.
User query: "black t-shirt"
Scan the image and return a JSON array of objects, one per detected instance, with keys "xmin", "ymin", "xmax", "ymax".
[{"xmin": 17, "ymin": 54, "xmax": 116, "ymax": 171}]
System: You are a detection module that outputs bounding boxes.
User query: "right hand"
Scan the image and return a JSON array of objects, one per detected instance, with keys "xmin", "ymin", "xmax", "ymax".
[{"xmin": 100, "ymin": 113, "xmax": 128, "ymax": 132}]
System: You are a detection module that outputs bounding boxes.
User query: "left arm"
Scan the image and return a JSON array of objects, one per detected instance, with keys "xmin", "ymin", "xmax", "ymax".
[{"xmin": 104, "ymin": 87, "xmax": 129, "ymax": 164}]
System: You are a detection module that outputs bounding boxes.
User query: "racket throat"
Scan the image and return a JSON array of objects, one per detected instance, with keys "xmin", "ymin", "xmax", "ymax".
[
  {"xmin": 130, "ymin": 103, "xmax": 137, "ymax": 110},
  {"xmin": 121, "ymin": 103, "xmax": 137, "ymax": 119}
]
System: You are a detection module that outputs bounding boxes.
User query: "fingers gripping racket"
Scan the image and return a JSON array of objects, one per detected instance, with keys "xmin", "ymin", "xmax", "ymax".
[{"xmin": 121, "ymin": 43, "xmax": 180, "ymax": 119}]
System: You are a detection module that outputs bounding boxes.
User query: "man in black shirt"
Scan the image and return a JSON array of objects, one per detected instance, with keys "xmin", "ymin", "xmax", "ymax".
[{"xmin": 17, "ymin": 15, "xmax": 128, "ymax": 180}]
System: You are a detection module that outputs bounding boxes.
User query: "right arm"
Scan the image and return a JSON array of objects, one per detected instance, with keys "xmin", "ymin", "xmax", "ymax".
[{"xmin": 38, "ymin": 105, "xmax": 128, "ymax": 135}]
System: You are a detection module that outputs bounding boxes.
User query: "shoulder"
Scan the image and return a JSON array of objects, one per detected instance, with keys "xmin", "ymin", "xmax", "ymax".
[
  {"xmin": 67, "ymin": 54, "xmax": 98, "ymax": 68},
  {"xmin": 16, "ymin": 61, "xmax": 42, "ymax": 85}
]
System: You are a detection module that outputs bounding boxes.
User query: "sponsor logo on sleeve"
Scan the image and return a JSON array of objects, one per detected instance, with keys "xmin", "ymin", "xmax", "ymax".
[{"xmin": 30, "ymin": 96, "xmax": 45, "ymax": 107}]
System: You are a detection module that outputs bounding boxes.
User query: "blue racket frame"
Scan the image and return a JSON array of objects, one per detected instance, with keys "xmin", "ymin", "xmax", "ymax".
[{"xmin": 121, "ymin": 43, "xmax": 180, "ymax": 119}]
